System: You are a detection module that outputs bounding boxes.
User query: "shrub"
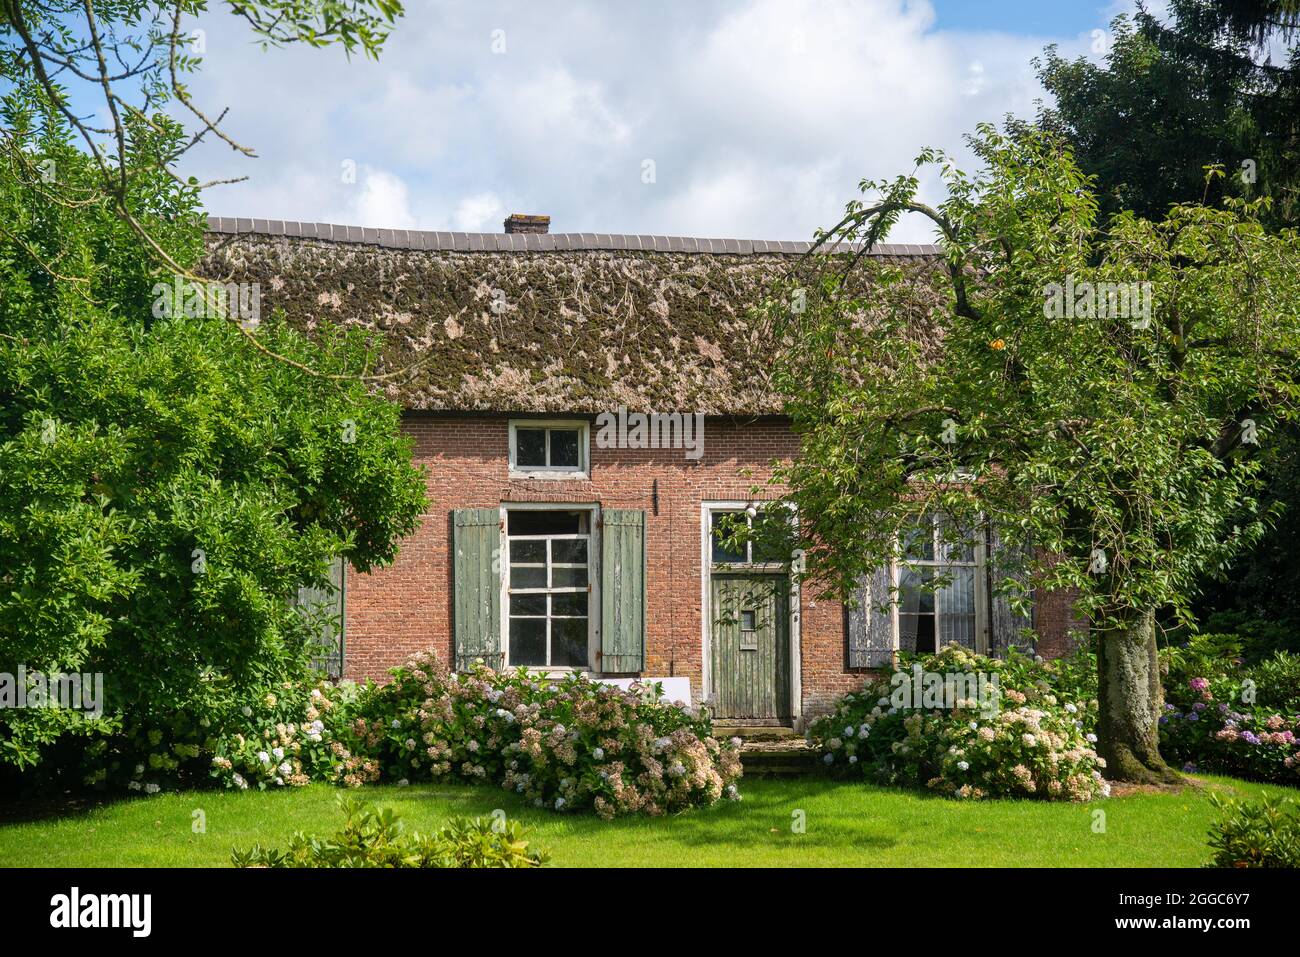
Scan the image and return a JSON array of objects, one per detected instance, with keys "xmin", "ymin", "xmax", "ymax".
[
  {"xmin": 1159, "ymin": 635, "xmax": 1300, "ymax": 784},
  {"xmin": 346, "ymin": 652, "xmax": 743, "ymax": 818},
  {"xmin": 1204, "ymin": 793, "xmax": 1300, "ymax": 868},
  {"xmin": 231, "ymin": 797, "xmax": 547, "ymax": 868},
  {"xmin": 809, "ymin": 644, "xmax": 1108, "ymax": 801},
  {"xmin": 208, "ymin": 682, "xmax": 379, "ymax": 792}
]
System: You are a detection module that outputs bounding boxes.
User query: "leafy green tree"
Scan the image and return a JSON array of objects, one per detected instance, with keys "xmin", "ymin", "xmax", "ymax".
[
  {"xmin": 1035, "ymin": 2, "xmax": 1300, "ymax": 228},
  {"xmin": 766, "ymin": 126, "xmax": 1300, "ymax": 783},
  {"xmin": 0, "ymin": 85, "xmax": 426, "ymax": 777},
  {"xmin": 1035, "ymin": 1, "xmax": 1300, "ymax": 632}
]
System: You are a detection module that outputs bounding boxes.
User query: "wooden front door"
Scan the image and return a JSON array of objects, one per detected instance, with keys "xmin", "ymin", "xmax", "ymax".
[{"xmin": 710, "ymin": 574, "xmax": 791, "ymax": 721}]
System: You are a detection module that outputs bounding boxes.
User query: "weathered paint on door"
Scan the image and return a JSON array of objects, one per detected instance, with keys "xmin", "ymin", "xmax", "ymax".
[{"xmin": 710, "ymin": 575, "xmax": 791, "ymax": 720}]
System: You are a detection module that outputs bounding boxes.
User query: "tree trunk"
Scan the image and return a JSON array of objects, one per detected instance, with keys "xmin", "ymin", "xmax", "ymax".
[{"xmin": 1095, "ymin": 610, "xmax": 1181, "ymax": 784}]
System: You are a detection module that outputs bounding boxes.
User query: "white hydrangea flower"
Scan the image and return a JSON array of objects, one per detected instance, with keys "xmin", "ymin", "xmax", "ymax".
[
  {"xmin": 1086, "ymin": 733, "xmax": 1098, "ymax": 743},
  {"xmin": 957, "ymin": 761, "xmax": 970, "ymax": 771},
  {"xmin": 397, "ymin": 779, "xmax": 410, "ymax": 787},
  {"xmin": 593, "ymin": 747, "xmax": 605, "ymax": 760},
  {"xmin": 144, "ymin": 782, "xmax": 160, "ymax": 795},
  {"xmin": 257, "ymin": 752, "xmax": 269, "ymax": 764}
]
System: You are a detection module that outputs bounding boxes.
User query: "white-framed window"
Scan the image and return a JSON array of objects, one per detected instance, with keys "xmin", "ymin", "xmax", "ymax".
[
  {"xmin": 896, "ymin": 513, "xmax": 985, "ymax": 654},
  {"xmin": 504, "ymin": 507, "xmax": 595, "ymax": 668},
  {"xmin": 508, "ymin": 419, "xmax": 589, "ymax": 479}
]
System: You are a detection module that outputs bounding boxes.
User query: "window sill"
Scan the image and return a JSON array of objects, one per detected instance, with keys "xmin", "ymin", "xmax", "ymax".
[
  {"xmin": 510, "ymin": 666, "xmax": 594, "ymax": 678},
  {"xmin": 508, "ymin": 470, "xmax": 590, "ymax": 481}
]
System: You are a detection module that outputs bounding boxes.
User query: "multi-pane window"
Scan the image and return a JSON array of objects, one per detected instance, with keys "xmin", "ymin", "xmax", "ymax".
[
  {"xmin": 709, "ymin": 509, "xmax": 790, "ymax": 565},
  {"xmin": 509, "ymin": 421, "xmax": 588, "ymax": 476},
  {"xmin": 506, "ymin": 510, "xmax": 591, "ymax": 667},
  {"xmin": 897, "ymin": 514, "xmax": 979, "ymax": 654}
]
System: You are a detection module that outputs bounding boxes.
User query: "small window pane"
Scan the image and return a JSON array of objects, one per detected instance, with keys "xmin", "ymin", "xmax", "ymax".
[
  {"xmin": 510, "ymin": 566, "xmax": 547, "ymax": 589},
  {"xmin": 551, "ymin": 618, "xmax": 589, "ymax": 667},
  {"xmin": 516, "ymin": 429, "xmax": 546, "ymax": 467},
  {"xmin": 509, "ymin": 618, "xmax": 546, "ymax": 666},
  {"xmin": 551, "ymin": 566, "xmax": 588, "ymax": 589},
  {"xmin": 552, "ymin": 592, "xmax": 589, "ymax": 617},
  {"xmin": 740, "ymin": 610, "xmax": 756, "ymax": 630},
  {"xmin": 751, "ymin": 511, "xmax": 790, "ymax": 563},
  {"xmin": 899, "ymin": 566, "xmax": 935, "ymax": 614},
  {"xmin": 510, "ymin": 540, "xmax": 545, "ymax": 564},
  {"xmin": 509, "ymin": 510, "xmax": 582, "ymax": 535},
  {"xmin": 549, "ymin": 429, "xmax": 581, "ymax": 468},
  {"xmin": 551, "ymin": 538, "xmax": 587, "ymax": 564},
  {"xmin": 510, "ymin": 594, "xmax": 547, "ymax": 616},
  {"xmin": 711, "ymin": 513, "xmax": 747, "ymax": 564},
  {"xmin": 901, "ymin": 519, "xmax": 936, "ymax": 562}
]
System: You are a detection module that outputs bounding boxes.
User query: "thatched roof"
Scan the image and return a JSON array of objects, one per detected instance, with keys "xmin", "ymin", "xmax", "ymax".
[{"xmin": 201, "ymin": 217, "xmax": 946, "ymax": 415}]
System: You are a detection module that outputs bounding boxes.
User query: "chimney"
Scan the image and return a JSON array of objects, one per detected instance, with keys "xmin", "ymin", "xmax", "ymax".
[{"xmin": 503, "ymin": 213, "xmax": 551, "ymax": 234}]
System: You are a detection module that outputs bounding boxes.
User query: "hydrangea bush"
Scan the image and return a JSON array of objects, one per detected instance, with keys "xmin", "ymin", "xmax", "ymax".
[
  {"xmin": 209, "ymin": 683, "xmax": 379, "ymax": 792},
  {"xmin": 347, "ymin": 652, "xmax": 743, "ymax": 818},
  {"xmin": 1159, "ymin": 637, "xmax": 1300, "ymax": 784},
  {"xmin": 809, "ymin": 645, "xmax": 1109, "ymax": 801}
]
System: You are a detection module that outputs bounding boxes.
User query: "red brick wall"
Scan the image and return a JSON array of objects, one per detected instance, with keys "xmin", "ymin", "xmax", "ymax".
[{"xmin": 343, "ymin": 413, "xmax": 1079, "ymax": 722}]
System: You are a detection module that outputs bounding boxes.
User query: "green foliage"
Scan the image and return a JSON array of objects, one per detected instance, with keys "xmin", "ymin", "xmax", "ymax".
[
  {"xmin": 1035, "ymin": 2, "xmax": 1300, "ymax": 229},
  {"xmin": 1158, "ymin": 635, "xmax": 1300, "ymax": 783},
  {"xmin": 230, "ymin": 796, "xmax": 547, "ymax": 868},
  {"xmin": 0, "ymin": 90, "xmax": 426, "ymax": 782},
  {"xmin": 1205, "ymin": 792, "xmax": 1300, "ymax": 867},
  {"xmin": 809, "ymin": 644, "xmax": 1108, "ymax": 801}
]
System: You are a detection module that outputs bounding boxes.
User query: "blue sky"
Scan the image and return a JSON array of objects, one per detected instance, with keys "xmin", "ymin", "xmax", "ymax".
[
  {"xmin": 929, "ymin": 0, "xmax": 1118, "ymax": 36},
  {"xmin": 183, "ymin": 0, "xmax": 1149, "ymax": 242}
]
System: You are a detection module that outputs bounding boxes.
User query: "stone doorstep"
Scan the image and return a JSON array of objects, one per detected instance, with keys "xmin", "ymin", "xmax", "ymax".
[
  {"xmin": 715, "ymin": 725, "xmax": 802, "ymax": 745},
  {"xmin": 714, "ymin": 724, "xmax": 821, "ymax": 776}
]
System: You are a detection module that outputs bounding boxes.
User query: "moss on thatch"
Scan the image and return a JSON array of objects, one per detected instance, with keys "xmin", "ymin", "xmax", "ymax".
[{"xmin": 201, "ymin": 233, "xmax": 947, "ymax": 414}]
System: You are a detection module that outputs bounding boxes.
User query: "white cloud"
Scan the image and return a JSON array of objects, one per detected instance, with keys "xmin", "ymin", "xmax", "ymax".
[
  {"xmin": 452, "ymin": 191, "xmax": 505, "ymax": 231},
  {"xmin": 185, "ymin": 0, "xmax": 1105, "ymax": 243},
  {"xmin": 353, "ymin": 168, "xmax": 418, "ymax": 229}
]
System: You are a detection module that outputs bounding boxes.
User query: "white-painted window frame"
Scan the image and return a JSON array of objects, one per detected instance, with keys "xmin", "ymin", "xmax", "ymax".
[
  {"xmin": 889, "ymin": 514, "xmax": 990, "ymax": 656},
  {"xmin": 499, "ymin": 502, "xmax": 601, "ymax": 674},
  {"xmin": 508, "ymin": 419, "xmax": 590, "ymax": 480}
]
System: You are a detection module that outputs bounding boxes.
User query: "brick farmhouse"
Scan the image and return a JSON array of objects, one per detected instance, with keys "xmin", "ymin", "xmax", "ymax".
[{"xmin": 203, "ymin": 214, "xmax": 1083, "ymax": 727}]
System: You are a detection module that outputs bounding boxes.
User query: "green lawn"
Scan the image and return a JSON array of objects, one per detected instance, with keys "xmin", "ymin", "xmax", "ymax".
[{"xmin": 1, "ymin": 774, "xmax": 1293, "ymax": 867}]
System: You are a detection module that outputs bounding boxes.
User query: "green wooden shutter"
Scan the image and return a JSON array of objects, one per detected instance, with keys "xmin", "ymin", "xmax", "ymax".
[
  {"xmin": 987, "ymin": 525, "xmax": 1034, "ymax": 656},
  {"xmin": 453, "ymin": 508, "xmax": 503, "ymax": 670},
  {"xmin": 600, "ymin": 509, "xmax": 645, "ymax": 673},
  {"xmin": 294, "ymin": 556, "xmax": 346, "ymax": 679},
  {"xmin": 847, "ymin": 564, "xmax": 895, "ymax": 668}
]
